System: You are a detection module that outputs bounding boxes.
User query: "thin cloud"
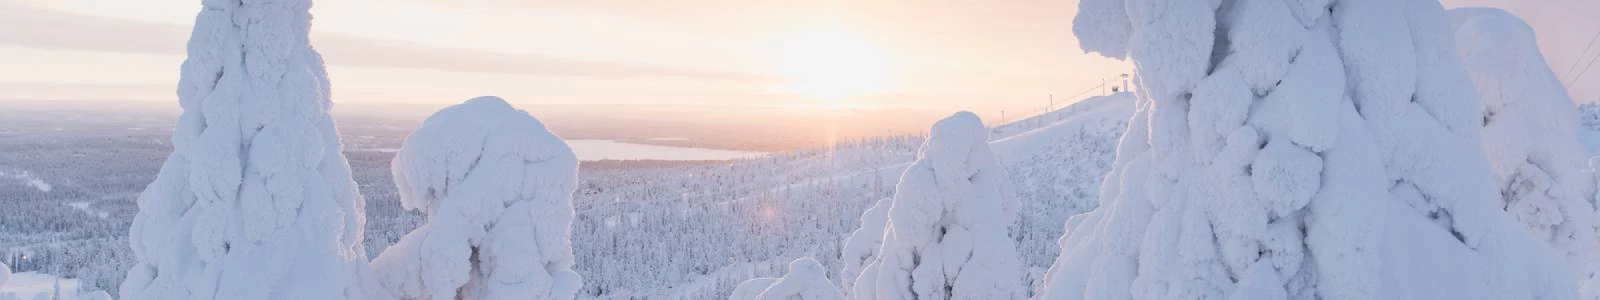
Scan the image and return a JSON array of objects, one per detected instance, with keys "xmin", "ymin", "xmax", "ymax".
[
  {"xmin": 315, "ymin": 36, "xmax": 777, "ymax": 82},
  {"xmin": 0, "ymin": 3, "xmax": 777, "ymax": 82}
]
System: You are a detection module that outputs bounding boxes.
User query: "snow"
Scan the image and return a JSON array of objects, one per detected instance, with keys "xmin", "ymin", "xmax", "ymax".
[
  {"xmin": 1583, "ymin": 106, "xmax": 1600, "ymax": 154},
  {"xmin": 0, "ymin": 168, "xmax": 52, "ymax": 193},
  {"xmin": 1252, "ymin": 140, "xmax": 1322, "ymax": 218},
  {"xmin": 119, "ymin": 0, "xmax": 380, "ymax": 299},
  {"xmin": 837, "ymin": 197, "xmax": 889, "ymax": 294},
  {"xmin": 1439, "ymin": 0, "xmax": 1600, "ymax": 105},
  {"xmin": 852, "ymin": 112, "xmax": 1026, "ymax": 300},
  {"xmin": 1224, "ymin": 0, "xmax": 1304, "ymax": 95},
  {"xmin": 65, "ymin": 202, "xmax": 109, "ymax": 220},
  {"xmin": 371, "ymin": 96, "xmax": 583, "ymax": 299},
  {"xmin": 0, "ymin": 272, "xmax": 107, "ymax": 300},
  {"xmin": 616, "ymin": 94, "xmax": 1131, "ymax": 299},
  {"xmin": 1040, "ymin": 0, "xmax": 1578, "ymax": 299},
  {"xmin": 22, "ymin": 0, "xmax": 1596, "ymax": 298},
  {"xmin": 728, "ymin": 278, "xmax": 779, "ymax": 300},
  {"xmin": 1071, "ymin": 0, "xmax": 1131, "ymax": 59},
  {"xmin": 727, "ymin": 257, "xmax": 843, "ymax": 300},
  {"xmin": 1452, "ymin": 7, "xmax": 1600, "ymax": 298},
  {"xmin": 991, "ymin": 93, "xmax": 1135, "ymax": 271},
  {"xmin": 990, "ymin": 93, "xmax": 1135, "ymax": 159},
  {"xmin": 565, "ymin": 140, "xmax": 765, "ymax": 161}
]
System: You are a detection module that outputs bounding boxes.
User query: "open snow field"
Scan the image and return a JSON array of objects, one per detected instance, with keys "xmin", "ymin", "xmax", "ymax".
[{"xmin": 0, "ymin": 94, "xmax": 1133, "ymax": 298}]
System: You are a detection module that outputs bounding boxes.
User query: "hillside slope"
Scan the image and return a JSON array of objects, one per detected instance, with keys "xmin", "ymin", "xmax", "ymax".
[{"xmin": 623, "ymin": 93, "xmax": 1136, "ymax": 299}]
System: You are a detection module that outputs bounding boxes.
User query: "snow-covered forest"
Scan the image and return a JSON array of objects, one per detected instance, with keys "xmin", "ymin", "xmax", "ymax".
[{"xmin": 4, "ymin": 0, "xmax": 1600, "ymax": 299}]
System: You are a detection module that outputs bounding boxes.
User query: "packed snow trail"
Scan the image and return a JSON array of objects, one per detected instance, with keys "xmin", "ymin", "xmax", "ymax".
[
  {"xmin": 1452, "ymin": 7, "xmax": 1600, "ymax": 298},
  {"xmin": 119, "ymin": 0, "xmax": 381, "ymax": 299},
  {"xmin": 852, "ymin": 111, "xmax": 1027, "ymax": 299},
  {"xmin": 1038, "ymin": 0, "xmax": 1575, "ymax": 299},
  {"xmin": 371, "ymin": 96, "xmax": 583, "ymax": 300}
]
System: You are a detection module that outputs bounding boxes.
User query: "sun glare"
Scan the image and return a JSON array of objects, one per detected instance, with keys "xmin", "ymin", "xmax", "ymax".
[{"xmin": 776, "ymin": 25, "xmax": 889, "ymax": 107}]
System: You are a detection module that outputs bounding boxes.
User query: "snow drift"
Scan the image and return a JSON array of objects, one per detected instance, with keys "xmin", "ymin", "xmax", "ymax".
[
  {"xmin": 1039, "ymin": 0, "xmax": 1575, "ymax": 299},
  {"xmin": 371, "ymin": 96, "xmax": 583, "ymax": 300},
  {"xmin": 851, "ymin": 112, "xmax": 1027, "ymax": 299},
  {"xmin": 120, "ymin": 0, "xmax": 379, "ymax": 299},
  {"xmin": 728, "ymin": 257, "xmax": 844, "ymax": 300},
  {"xmin": 1452, "ymin": 7, "xmax": 1600, "ymax": 298}
]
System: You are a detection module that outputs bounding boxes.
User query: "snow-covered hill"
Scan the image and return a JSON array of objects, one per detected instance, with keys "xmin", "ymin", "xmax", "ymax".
[
  {"xmin": 582, "ymin": 93, "xmax": 1134, "ymax": 299},
  {"xmin": 0, "ymin": 92, "xmax": 1136, "ymax": 299},
  {"xmin": 992, "ymin": 93, "xmax": 1134, "ymax": 270}
]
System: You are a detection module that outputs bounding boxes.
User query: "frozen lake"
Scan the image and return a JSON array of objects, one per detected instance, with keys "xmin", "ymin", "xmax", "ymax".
[{"xmin": 566, "ymin": 140, "xmax": 766, "ymax": 161}]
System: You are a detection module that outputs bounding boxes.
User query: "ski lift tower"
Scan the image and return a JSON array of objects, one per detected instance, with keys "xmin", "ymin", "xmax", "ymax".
[{"xmin": 1120, "ymin": 73, "xmax": 1131, "ymax": 93}]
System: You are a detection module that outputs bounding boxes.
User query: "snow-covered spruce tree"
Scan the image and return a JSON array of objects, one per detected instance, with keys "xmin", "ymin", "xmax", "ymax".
[
  {"xmin": 852, "ymin": 112, "xmax": 1026, "ymax": 300},
  {"xmin": 1038, "ymin": 0, "xmax": 1575, "ymax": 299},
  {"xmin": 371, "ymin": 96, "xmax": 583, "ymax": 300},
  {"xmin": 837, "ymin": 197, "xmax": 889, "ymax": 293},
  {"xmin": 1452, "ymin": 7, "xmax": 1600, "ymax": 297},
  {"xmin": 729, "ymin": 257, "xmax": 845, "ymax": 300},
  {"xmin": 120, "ymin": 0, "xmax": 380, "ymax": 299}
]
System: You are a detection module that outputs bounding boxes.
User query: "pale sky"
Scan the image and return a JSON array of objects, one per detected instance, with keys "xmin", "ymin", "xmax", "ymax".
[
  {"xmin": 0, "ymin": 0, "xmax": 1593, "ymax": 117},
  {"xmin": 0, "ymin": 0, "xmax": 1135, "ymax": 117}
]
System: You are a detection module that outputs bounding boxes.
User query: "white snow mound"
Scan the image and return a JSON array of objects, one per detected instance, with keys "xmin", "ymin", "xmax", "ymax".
[
  {"xmin": 1452, "ymin": 7, "xmax": 1600, "ymax": 299},
  {"xmin": 852, "ymin": 111, "xmax": 1027, "ymax": 300},
  {"xmin": 1039, "ymin": 0, "xmax": 1577, "ymax": 299},
  {"xmin": 371, "ymin": 96, "xmax": 584, "ymax": 300},
  {"xmin": 119, "ymin": 0, "xmax": 380, "ymax": 299},
  {"xmin": 837, "ymin": 197, "xmax": 889, "ymax": 294},
  {"xmin": 728, "ymin": 257, "xmax": 843, "ymax": 300}
]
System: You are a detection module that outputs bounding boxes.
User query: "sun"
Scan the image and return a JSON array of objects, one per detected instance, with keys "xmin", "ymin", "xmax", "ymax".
[{"xmin": 775, "ymin": 25, "xmax": 889, "ymax": 107}]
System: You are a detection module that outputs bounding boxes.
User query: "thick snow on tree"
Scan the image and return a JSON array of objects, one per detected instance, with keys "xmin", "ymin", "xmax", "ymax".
[
  {"xmin": 852, "ymin": 112, "xmax": 1026, "ymax": 300},
  {"xmin": 370, "ymin": 96, "xmax": 583, "ymax": 300},
  {"xmin": 119, "ymin": 0, "xmax": 380, "ymax": 299},
  {"xmin": 729, "ymin": 278, "xmax": 779, "ymax": 300},
  {"xmin": 1039, "ymin": 0, "xmax": 1575, "ymax": 299},
  {"xmin": 837, "ymin": 197, "xmax": 889, "ymax": 293},
  {"xmin": 728, "ymin": 258, "xmax": 844, "ymax": 300},
  {"xmin": 1452, "ymin": 7, "xmax": 1600, "ymax": 297}
]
